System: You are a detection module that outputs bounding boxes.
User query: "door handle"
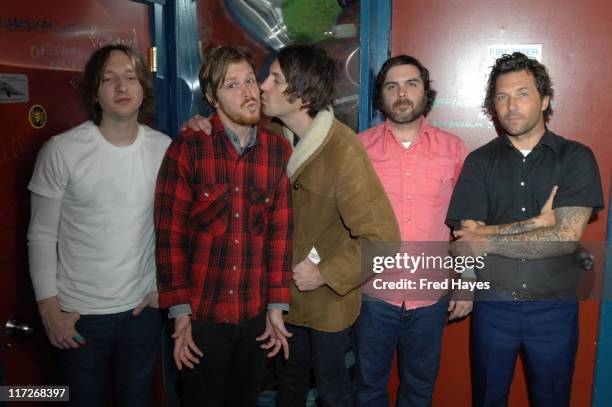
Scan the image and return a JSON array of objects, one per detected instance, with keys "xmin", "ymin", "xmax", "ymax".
[{"xmin": 5, "ymin": 317, "xmax": 34, "ymax": 337}]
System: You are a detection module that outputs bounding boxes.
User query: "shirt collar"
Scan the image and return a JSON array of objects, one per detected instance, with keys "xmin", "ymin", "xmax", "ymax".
[
  {"xmin": 501, "ymin": 127, "xmax": 559, "ymax": 153},
  {"xmin": 382, "ymin": 116, "xmax": 429, "ymax": 151},
  {"xmin": 212, "ymin": 114, "xmax": 259, "ymax": 151}
]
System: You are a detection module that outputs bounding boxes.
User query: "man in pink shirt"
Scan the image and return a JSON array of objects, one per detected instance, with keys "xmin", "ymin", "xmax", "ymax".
[{"xmin": 354, "ymin": 55, "xmax": 471, "ymax": 406}]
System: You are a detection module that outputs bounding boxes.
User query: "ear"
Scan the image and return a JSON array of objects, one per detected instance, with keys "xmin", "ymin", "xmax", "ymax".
[{"xmin": 541, "ymin": 95, "xmax": 550, "ymax": 112}]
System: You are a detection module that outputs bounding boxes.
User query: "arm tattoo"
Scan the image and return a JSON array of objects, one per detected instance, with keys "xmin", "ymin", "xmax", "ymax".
[
  {"xmin": 497, "ymin": 219, "xmax": 538, "ymax": 235},
  {"xmin": 485, "ymin": 207, "xmax": 592, "ymax": 259}
]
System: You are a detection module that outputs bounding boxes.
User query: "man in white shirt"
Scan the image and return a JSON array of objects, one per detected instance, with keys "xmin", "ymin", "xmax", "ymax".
[{"xmin": 27, "ymin": 44, "xmax": 170, "ymax": 407}]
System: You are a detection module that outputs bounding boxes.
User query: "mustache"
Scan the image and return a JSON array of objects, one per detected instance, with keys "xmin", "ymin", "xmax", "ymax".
[{"xmin": 392, "ymin": 99, "xmax": 413, "ymax": 109}]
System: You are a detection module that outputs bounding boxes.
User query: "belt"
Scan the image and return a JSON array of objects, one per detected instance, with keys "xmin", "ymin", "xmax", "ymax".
[{"xmin": 488, "ymin": 284, "xmax": 576, "ymax": 301}]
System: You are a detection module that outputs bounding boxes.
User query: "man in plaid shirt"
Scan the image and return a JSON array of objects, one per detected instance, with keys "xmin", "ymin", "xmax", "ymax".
[{"xmin": 154, "ymin": 45, "xmax": 293, "ymax": 406}]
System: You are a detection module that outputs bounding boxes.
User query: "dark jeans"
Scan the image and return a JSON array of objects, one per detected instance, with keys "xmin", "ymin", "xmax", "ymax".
[
  {"xmin": 276, "ymin": 323, "xmax": 354, "ymax": 407},
  {"xmin": 471, "ymin": 300, "xmax": 578, "ymax": 407},
  {"xmin": 180, "ymin": 311, "xmax": 267, "ymax": 407},
  {"xmin": 353, "ymin": 297, "xmax": 448, "ymax": 407},
  {"xmin": 56, "ymin": 307, "xmax": 162, "ymax": 407}
]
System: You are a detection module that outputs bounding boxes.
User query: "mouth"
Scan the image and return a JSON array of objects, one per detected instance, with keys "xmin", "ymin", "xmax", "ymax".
[
  {"xmin": 393, "ymin": 101, "xmax": 413, "ymax": 109},
  {"xmin": 242, "ymin": 99, "xmax": 258, "ymax": 109},
  {"xmin": 505, "ymin": 115, "xmax": 523, "ymax": 122},
  {"xmin": 114, "ymin": 97, "xmax": 132, "ymax": 104}
]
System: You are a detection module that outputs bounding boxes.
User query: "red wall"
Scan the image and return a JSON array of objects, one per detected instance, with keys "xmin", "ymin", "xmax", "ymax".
[{"xmin": 391, "ymin": 0, "xmax": 612, "ymax": 405}]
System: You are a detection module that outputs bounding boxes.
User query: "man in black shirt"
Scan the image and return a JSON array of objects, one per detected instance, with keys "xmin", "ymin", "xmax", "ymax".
[{"xmin": 446, "ymin": 52, "xmax": 604, "ymax": 407}]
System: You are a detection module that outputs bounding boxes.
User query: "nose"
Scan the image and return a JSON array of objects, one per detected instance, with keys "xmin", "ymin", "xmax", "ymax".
[
  {"xmin": 260, "ymin": 76, "xmax": 271, "ymax": 92},
  {"xmin": 397, "ymin": 84, "xmax": 407, "ymax": 98},
  {"xmin": 116, "ymin": 77, "xmax": 128, "ymax": 92},
  {"xmin": 240, "ymin": 82, "xmax": 255, "ymax": 99},
  {"xmin": 506, "ymin": 96, "xmax": 520, "ymax": 112}
]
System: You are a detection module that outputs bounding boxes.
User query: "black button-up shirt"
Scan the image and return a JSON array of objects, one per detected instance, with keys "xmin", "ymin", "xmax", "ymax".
[{"xmin": 446, "ymin": 129, "xmax": 604, "ymax": 295}]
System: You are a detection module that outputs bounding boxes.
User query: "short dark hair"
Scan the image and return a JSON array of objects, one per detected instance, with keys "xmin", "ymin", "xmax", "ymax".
[
  {"xmin": 373, "ymin": 55, "xmax": 437, "ymax": 117},
  {"xmin": 80, "ymin": 45, "xmax": 154, "ymax": 125},
  {"xmin": 199, "ymin": 45, "xmax": 256, "ymax": 109},
  {"xmin": 277, "ymin": 44, "xmax": 336, "ymax": 117},
  {"xmin": 483, "ymin": 52, "xmax": 554, "ymax": 122}
]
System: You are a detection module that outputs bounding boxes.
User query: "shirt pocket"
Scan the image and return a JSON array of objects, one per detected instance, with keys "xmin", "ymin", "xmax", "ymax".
[
  {"xmin": 419, "ymin": 164, "xmax": 455, "ymax": 205},
  {"xmin": 248, "ymin": 186, "xmax": 275, "ymax": 236},
  {"xmin": 189, "ymin": 183, "xmax": 230, "ymax": 235}
]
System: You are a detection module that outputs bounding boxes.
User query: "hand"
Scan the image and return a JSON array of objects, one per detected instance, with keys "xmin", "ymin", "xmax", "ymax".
[
  {"xmin": 292, "ymin": 257, "xmax": 325, "ymax": 291},
  {"xmin": 256, "ymin": 309, "xmax": 293, "ymax": 359},
  {"xmin": 37, "ymin": 296, "xmax": 84, "ymax": 349},
  {"xmin": 132, "ymin": 291, "xmax": 158, "ymax": 316},
  {"xmin": 180, "ymin": 114, "xmax": 212, "ymax": 133},
  {"xmin": 535, "ymin": 185, "xmax": 558, "ymax": 228},
  {"xmin": 448, "ymin": 300, "xmax": 473, "ymax": 321},
  {"xmin": 460, "ymin": 220, "xmax": 485, "ymax": 232},
  {"xmin": 172, "ymin": 314, "xmax": 203, "ymax": 370}
]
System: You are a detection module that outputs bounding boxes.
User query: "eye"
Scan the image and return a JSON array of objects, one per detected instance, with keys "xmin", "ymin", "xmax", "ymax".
[
  {"xmin": 385, "ymin": 84, "xmax": 396, "ymax": 91},
  {"xmin": 246, "ymin": 78, "xmax": 256, "ymax": 86},
  {"xmin": 520, "ymin": 91, "xmax": 529, "ymax": 97},
  {"xmin": 409, "ymin": 81, "xmax": 418, "ymax": 87},
  {"xmin": 495, "ymin": 94, "xmax": 507, "ymax": 102},
  {"xmin": 127, "ymin": 75, "xmax": 138, "ymax": 81},
  {"xmin": 226, "ymin": 82, "xmax": 236, "ymax": 89}
]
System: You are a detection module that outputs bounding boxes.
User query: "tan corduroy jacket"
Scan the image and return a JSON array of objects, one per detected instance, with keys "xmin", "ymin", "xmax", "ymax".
[{"xmin": 282, "ymin": 108, "xmax": 400, "ymax": 332}]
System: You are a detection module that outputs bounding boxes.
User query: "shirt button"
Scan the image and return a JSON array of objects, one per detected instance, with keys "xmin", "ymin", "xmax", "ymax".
[
  {"xmin": 520, "ymin": 182, "xmax": 525, "ymax": 186},
  {"xmin": 232, "ymin": 265, "xmax": 237, "ymax": 270},
  {"xmin": 521, "ymin": 258, "xmax": 526, "ymax": 262},
  {"xmin": 521, "ymin": 207, "xmax": 526, "ymax": 212},
  {"xmin": 522, "ymin": 158, "xmax": 526, "ymax": 163},
  {"xmin": 235, "ymin": 187, "xmax": 239, "ymax": 192},
  {"xmin": 265, "ymin": 198, "xmax": 269, "ymax": 203},
  {"xmin": 235, "ymin": 212, "xmax": 240, "ymax": 218},
  {"xmin": 522, "ymin": 283, "xmax": 527, "ymax": 288},
  {"xmin": 405, "ymin": 172, "xmax": 411, "ymax": 176},
  {"xmin": 204, "ymin": 192, "xmax": 209, "ymax": 197},
  {"xmin": 234, "ymin": 239, "xmax": 240, "ymax": 244},
  {"xmin": 406, "ymin": 219, "xmax": 411, "ymax": 223},
  {"xmin": 406, "ymin": 196, "xmax": 411, "ymax": 199},
  {"xmin": 229, "ymin": 290, "xmax": 233, "ymax": 294}
]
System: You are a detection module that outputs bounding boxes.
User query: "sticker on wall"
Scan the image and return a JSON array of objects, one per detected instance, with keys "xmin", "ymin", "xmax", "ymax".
[
  {"xmin": 29, "ymin": 104, "xmax": 47, "ymax": 129},
  {"xmin": 0, "ymin": 74, "xmax": 29, "ymax": 103},
  {"xmin": 486, "ymin": 44, "xmax": 543, "ymax": 65}
]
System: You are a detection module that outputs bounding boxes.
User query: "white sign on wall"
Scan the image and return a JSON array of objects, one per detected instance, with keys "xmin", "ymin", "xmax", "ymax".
[{"xmin": 486, "ymin": 44, "xmax": 543, "ymax": 65}]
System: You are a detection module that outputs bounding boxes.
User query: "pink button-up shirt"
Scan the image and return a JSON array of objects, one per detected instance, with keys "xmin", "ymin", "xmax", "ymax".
[{"xmin": 359, "ymin": 118, "xmax": 467, "ymax": 309}]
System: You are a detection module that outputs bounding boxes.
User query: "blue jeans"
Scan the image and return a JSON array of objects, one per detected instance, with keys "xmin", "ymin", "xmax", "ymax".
[
  {"xmin": 471, "ymin": 300, "xmax": 578, "ymax": 407},
  {"xmin": 353, "ymin": 297, "xmax": 448, "ymax": 407},
  {"xmin": 56, "ymin": 307, "xmax": 162, "ymax": 407},
  {"xmin": 276, "ymin": 324, "xmax": 354, "ymax": 407}
]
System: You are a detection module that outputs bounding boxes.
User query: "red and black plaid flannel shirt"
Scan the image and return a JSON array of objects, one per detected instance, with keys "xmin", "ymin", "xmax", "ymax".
[{"xmin": 155, "ymin": 115, "xmax": 293, "ymax": 323}]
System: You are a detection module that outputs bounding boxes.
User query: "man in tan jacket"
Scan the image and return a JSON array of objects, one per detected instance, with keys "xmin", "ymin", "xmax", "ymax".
[
  {"xmin": 186, "ymin": 44, "xmax": 399, "ymax": 406},
  {"xmin": 259, "ymin": 45, "xmax": 399, "ymax": 407}
]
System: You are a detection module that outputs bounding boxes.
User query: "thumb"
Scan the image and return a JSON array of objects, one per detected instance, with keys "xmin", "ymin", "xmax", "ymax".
[
  {"xmin": 132, "ymin": 299, "xmax": 147, "ymax": 316},
  {"xmin": 68, "ymin": 312, "xmax": 81, "ymax": 323}
]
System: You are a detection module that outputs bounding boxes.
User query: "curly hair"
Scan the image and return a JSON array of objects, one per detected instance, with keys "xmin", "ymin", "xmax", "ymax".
[
  {"xmin": 277, "ymin": 44, "xmax": 336, "ymax": 118},
  {"xmin": 80, "ymin": 45, "xmax": 154, "ymax": 125},
  {"xmin": 483, "ymin": 52, "xmax": 554, "ymax": 122},
  {"xmin": 373, "ymin": 55, "xmax": 437, "ymax": 117}
]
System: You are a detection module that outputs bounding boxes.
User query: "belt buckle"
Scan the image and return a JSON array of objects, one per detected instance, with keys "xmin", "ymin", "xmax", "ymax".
[{"xmin": 511, "ymin": 290, "xmax": 533, "ymax": 301}]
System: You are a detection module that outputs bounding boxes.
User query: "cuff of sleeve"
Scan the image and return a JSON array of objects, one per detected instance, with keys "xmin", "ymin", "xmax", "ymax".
[
  {"xmin": 30, "ymin": 272, "xmax": 58, "ymax": 301},
  {"xmin": 308, "ymin": 247, "xmax": 321, "ymax": 265},
  {"xmin": 268, "ymin": 303, "xmax": 290, "ymax": 312},
  {"xmin": 168, "ymin": 304, "xmax": 192, "ymax": 319}
]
